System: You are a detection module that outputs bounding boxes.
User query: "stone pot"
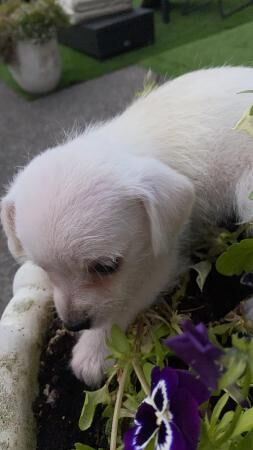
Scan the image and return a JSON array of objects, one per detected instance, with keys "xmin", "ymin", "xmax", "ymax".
[
  {"xmin": 0, "ymin": 262, "xmax": 53, "ymax": 450},
  {"xmin": 9, "ymin": 37, "xmax": 61, "ymax": 94}
]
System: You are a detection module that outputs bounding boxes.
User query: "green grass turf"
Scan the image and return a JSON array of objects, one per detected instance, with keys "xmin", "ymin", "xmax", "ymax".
[
  {"xmin": 1, "ymin": 0, "xmax": 253, "ymax": 97},
  {"xmin": 142, "ymin": 19, "xmax": 253, "ymax": 77}
]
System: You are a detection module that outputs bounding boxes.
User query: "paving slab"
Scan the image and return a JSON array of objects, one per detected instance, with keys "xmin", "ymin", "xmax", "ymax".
[{"xmin": 0, "ymin": 65, "xmax": 147, "ymax": 316}]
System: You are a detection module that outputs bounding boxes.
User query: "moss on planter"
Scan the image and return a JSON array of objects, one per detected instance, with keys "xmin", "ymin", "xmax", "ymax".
[
  {"xmin": 0, "ymin": 344, "xmax": 43, "ymax": 449},
  {"xmin": 0, "ymin": 354, "xmax": 24, "ymax": 449},
  {"xmin": 0, "ymin": 383, "xmax": 16, "ymax": 428},
  {"xmin": 12, "ymin": 298, "xmax": 35, "ymax": 313},
  {"xmin": 0, "ymin": 353, "xmax": 18, "ymax": 372}
]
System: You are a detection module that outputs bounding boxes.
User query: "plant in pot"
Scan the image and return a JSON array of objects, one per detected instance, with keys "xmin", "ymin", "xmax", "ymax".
[{"xmin": 0, "ymin": 0, "xmax": 69, "ymax": 94}]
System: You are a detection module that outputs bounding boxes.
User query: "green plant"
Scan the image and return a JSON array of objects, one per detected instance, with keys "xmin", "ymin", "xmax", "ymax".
[
  {"xmin": 0, "ymin": 0, "xmax": 69, "ymax": 63},
  {"xmin": 74, "ymin": 307, "xmax": 253, "ymax": 450},
  {"xmin": 14, "ymin": 0, "xmax": 69, "ymax": 41},
  {"xmin": 0, "ymin": 0, "xmax": 19, "ymax": 62},
  {"xmin": 0, "ymin": 15, "xmax": 15, "ymax": 62}
]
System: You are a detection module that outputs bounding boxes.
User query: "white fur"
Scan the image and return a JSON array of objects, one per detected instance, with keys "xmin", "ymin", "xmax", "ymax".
[{"xmin": 2, "ymin": 66, "xmax": 253, "ymax": 386}]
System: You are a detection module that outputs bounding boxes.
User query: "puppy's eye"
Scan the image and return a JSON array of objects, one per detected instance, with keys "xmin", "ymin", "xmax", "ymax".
[{"xmin": 89, "ymin": 258, "xmax": 121, "ymax": 276}]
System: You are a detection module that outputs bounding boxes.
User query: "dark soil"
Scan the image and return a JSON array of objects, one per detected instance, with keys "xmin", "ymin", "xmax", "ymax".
[
  {"xmin": 33, "ymin": 266, "xmax": 253, "ymax": 450},
  {"xmin": 180, "ymin": 266, "xmax": 253, "ymax": 323},
  {"xmin": 33, "ymin": 313, "xmax": 108, "ymax": 450}
]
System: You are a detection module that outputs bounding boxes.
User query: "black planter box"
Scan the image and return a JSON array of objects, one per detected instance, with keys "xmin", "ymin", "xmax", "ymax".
[{"xmin": 58, "ymin": 8, "xmax": 154, "ymax": 60}]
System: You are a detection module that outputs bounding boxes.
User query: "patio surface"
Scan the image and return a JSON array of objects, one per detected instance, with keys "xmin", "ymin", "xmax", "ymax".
[{"xmin": 0, "ymin": 65, "xmax": 147, "ymax": 316}]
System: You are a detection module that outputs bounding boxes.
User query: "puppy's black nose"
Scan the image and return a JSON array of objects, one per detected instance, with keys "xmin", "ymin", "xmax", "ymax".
[{"xmin": 64, "ymin": 317, "xmax": 91, "ymax": 332}]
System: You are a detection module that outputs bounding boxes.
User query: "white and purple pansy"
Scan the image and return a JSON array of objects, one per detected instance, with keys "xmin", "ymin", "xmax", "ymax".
[{"xmin": 124, "ymin": 367, "xmax": 210, "ymax": 450}]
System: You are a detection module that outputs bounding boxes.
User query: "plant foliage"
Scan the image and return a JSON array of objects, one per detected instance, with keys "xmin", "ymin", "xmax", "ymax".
[{"xmin": 0, "ymin": 0, "xmax": 69, "ymax": 63}]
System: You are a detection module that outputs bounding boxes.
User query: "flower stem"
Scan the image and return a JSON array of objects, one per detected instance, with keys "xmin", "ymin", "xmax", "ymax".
[
  {"xmin": 110, "ymin": 363, "xmax": 129, "ymax": 450},
  {"xmin": 132, "ymin": 359, "xmax": 150, "ymax": 396}
]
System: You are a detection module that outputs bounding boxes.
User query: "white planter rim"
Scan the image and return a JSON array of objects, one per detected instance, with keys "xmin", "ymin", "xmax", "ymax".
[{"xmin": 0, "ymin": 262, "xmax": 53, "ymax": 450}]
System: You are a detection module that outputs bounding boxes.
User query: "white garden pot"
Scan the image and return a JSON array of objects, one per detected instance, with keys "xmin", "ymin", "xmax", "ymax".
[
  {"xmin": 0, "ymin": 262, "xmax": 54, "ymax": 450},
  {"xmin": 9, "ymin": 37, "xmax": 61, "ymax": 94}
]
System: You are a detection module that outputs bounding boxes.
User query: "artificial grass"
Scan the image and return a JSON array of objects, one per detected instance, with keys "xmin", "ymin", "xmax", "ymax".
[
  {"xmin": 1, "ymin": 0, "xmax": 253, "ymax": 96},
  {"xmin": 142, "ymin": 19, "xmax": 253, "ymax": 77}
]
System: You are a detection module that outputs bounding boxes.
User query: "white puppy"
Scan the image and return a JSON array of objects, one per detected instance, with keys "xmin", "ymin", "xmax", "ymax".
[{"xmin": 2, "ymin": 66, "xmax": 253, "ymax": 386}]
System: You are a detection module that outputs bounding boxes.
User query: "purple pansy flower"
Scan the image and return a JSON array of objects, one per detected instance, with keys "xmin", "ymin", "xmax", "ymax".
[
  {"xmin": 165, "ymin": 321, "xmax": 223, "ymax": 390},
  {"xmin": 124, "ymin": 367, "xmax": 209, "ymax": 450}
]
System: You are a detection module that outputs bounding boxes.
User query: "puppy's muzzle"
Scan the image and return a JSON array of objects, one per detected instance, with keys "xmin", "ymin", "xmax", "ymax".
[{"xmin": 64, "ymin": 317, "xmax": 92, "ymax": 332}]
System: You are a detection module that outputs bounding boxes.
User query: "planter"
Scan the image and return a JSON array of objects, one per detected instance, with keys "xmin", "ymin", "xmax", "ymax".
[
  {"xmin": 8, "ymin": 37, "xmax": 61, "ymax": 94},
  {"xmin": 0, "ymin": 262, "xmax": 53, "ymax": 450},
  {"xmin": 0, "ymin": 262, "xmax": 101, "ymax": 450}
]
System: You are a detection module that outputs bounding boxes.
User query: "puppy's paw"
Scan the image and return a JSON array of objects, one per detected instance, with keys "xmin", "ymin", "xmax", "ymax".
[{"xmin": 71, "ymin": 328, "xmax": 111, "ymax": 387}]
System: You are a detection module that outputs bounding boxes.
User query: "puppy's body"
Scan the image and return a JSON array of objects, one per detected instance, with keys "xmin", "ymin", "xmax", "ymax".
[
  {"xmin": 103, "ymin": 66, "xmax": 253, "ymax": 226},
  {"xmin": 2, "ymin": 66, "xmax": 253, "ymax": 385},
  {"xmin": 64, "ymin": 66, "xmax": 253, "ymax": 229}
]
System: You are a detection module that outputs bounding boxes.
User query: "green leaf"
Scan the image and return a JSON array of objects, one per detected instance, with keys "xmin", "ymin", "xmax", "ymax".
[
  {"xmin": 145, "ymin": 437, "xmax": 156, "ymax": 450},
  {"xmin": 143, "ymin": 362, "xmax": 155, "ymax": 385},
  {"xmin": 231, "ymin": 408, "xmax": 253, "ymax": 438},
  {"xmin": 238, "ymin": 91, "xmax": 253, "ymax": 96},
  {"xmin": 219, "ymin": 358, "xmax": 246, "ymax": 390},
  {"xmin": 219, "ymin": 349, "xmax": 247, "ymax": 390},
  {"xmin": 136, "ymin": 388, "xmax": 146, "ymax": 404},
  {"xmin": 225, "ymin": 384, "xmax": 248, "ymax": 407},
  {"xmin": 234, "ymin": 105, "xmax": 253, "ymax": 137},
  {"xmin": 136, "ymin": 70, "xmax": 157, "ymax": 98},
  {"xmin": 74, "ymin": 445, "xmax": 98, "ymax": 450},
  {"xmin": 216, "ymin": 239, "xmax": 253, "ymax": 276},
  {"xmin": 210, "ymin": 323, "xmax": 234, "ymax": 336},
  {"xmin": 247, "ymin": 340, "xmax": 253, "ymax": 377},
  {"xmin": 140, "ymin": 334, "xmax": 154, "ymax": 354},
  {"xmin": 231, "ymin": 431, "xmax": 253, "ymax": 450},
  {"xmin": 216, "ymin": 411, "xmax": 234, "ymax": 435},
  {"xmin": 153, "ymin": 323, "xmax": 170, "ymax": 340},
  {"xmin": 108, "ymin": 324, "xmax": 131, "ymax": 356},
  {"xmin": 198, "ymin": 422, "xmax": 217, "ymax": 450},
  {"xmin": 191, "ymin": 260, "xmax": 212, "ymax": 291},
  {"xmin": 210, "ymin": 393, "xmax": 230, "ymax": 430},
  {"xmin": 152, "ymin": 330, "xmax": 168, "ymax": 366},
  {"xmin": 123, "ymin": 394, "xmax": 141, "ymax": 414},
  {"xmin": 249, "ymin": 191, "xmax": 253, "ymax": 200},
  {"xmin": 231, "ymin": 335, "xmax": 248, "ymax": 353},
  {"xmin": 102, "ymin": 403, "xmax": 114, "ymax": 419},
  {"xmin": 79, "ymin": 384, "xmax": 110, "ymax": 431}
]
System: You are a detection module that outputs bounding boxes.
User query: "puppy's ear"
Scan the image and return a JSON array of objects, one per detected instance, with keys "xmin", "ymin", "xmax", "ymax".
[
  {"xmin": 1, "ymin": 197, "xmax": 25, "ymax": 262},
  {"xmin": 132, "ymin": 158, "xmax": 195, "ymax": 256}
]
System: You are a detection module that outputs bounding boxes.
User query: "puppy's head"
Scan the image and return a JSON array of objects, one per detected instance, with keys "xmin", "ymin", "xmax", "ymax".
[{"xmin": 1, "ymin": 141, "xmax": 194, "ymax": 330}]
